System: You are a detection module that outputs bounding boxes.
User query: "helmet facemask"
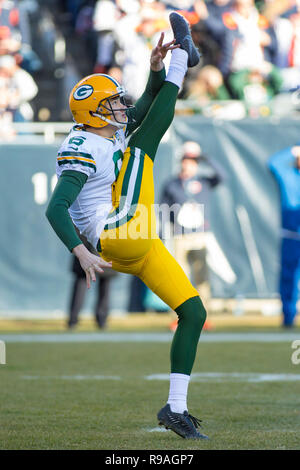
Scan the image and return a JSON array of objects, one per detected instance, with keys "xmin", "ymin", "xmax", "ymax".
[{"xmin": 92, "ymin": 90, "xmax": 136, "ymax": 129}]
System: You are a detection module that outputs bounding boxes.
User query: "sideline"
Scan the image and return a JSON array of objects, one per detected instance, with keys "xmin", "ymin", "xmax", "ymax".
[{"xmin": 1, "ymin": 331, "xmax": 299, "ymax": 343}]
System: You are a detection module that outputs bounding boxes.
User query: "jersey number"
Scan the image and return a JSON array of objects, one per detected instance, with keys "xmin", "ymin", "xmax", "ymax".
[{"xmin": 68, "ymin": 136, "xmax": 87, "ymax": 151}]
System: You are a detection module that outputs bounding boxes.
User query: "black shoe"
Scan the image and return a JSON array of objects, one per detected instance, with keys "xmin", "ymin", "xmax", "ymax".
[
  {"xmin": 169, "ymin": 12, "xmax": 201, "ymax": 67},
  {"xmin": 157, "ymin": 404, "xmax": 208, "ymax": 440},
  {"xmin": 95, "ymin": 312, "xmax": 108, "ymax": 329}
]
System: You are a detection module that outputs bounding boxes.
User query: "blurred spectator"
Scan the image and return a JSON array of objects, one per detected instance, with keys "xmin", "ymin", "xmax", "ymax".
[
  {"xmin": 107, "ymin": 65, "xmax": 123, "ymax": 84},
  {"xmin": 0, "ymin": 54, "xmax": 38, "ymax": 121},
  {"xmin": 0, "ymin": 26, "xmax": 20, "ymax": 55},
  {"xmin": 69, "ymin": 1, "xmax": 97, "ymax": 77},
  {"xmin": 190, "ymin": 18, "xmax": 221, "ymax": 68},
  {"xmin": 127, "ymin": 275, "xmax": 148, "ymax": 313},
  {"xmin": 228, "ymin": 60, "xmax": 283, "ymax": 116},
  {"xmin": 68, "ymin": 255, "xmax": 116, "ymax": 329},
  {"xmin": 0, "ymin": 0, "xmax": 31, "ymax": 45},
  {"xmin": 195, "ymin": 0, "xmax": 277, "ymax": 77},
  {"xmin": 114, "ymin": 1, "xmax": 171, "ymax": 100},
  {"xmin": 264, "ymin": 0, "xmax": 300, "ymax": 91},
  {"xmin": 268, "ymin": 143, "xmax": 300, "ymax": 328},
  {"xmin": 160, "ymin": 140, "xmax": 224, "ymax": 305},
  {"xmin": 194, "ymin": 0, "xmax": 233, "ymax": 44},
  {"xmin": 0, "ymin": 27, "xmax": 41, "ymax": 74},
  {"xmin": 0, "ymin": 0, "xmax": 297, "ymax": 122},
  {"xmin": 186, "ymin": 64, "xmax": 247, "ymax": 119},
  {"xmin": 0, "ymin": 0, "xmax": 42, "ymax": 73},
  {"xmin": 63, "ymin": 0, "xmax": 86, "ymax": 27},
  {"xmin": 92, "ymin": 0, "xmax": 120, "ymax": 74},
  {"xmin": 159, "ymin": 0, "xmax": 195, "ymax": 10},
  {"xmin": 187, "ymin": 64, "xmax": 231, "ymax": 103},
  {"xmin": 0, "ymin": 74, "xmax": 16, "ymax": 140}
]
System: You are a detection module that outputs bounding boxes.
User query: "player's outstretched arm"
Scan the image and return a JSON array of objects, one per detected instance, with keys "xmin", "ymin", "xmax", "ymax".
[{"xmin": 126, "ymin": 33, "xmax": 179, "ymax": 136}]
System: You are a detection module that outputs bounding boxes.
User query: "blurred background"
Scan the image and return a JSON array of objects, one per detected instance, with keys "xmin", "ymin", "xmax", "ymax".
[{"xmin": 1, "ymin": 0, "xmax": 300, "ymax": 329}]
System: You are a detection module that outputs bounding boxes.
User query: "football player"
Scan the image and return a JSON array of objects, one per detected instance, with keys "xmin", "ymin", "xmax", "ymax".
[{"xmin": 46, "ymin": 12, "xmax": 208, "ymax": 440}]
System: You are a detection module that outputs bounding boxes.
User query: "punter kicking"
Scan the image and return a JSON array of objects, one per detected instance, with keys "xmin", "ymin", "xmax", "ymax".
[{"xmin": 46, "ymin": 12, "xmax": 208, "ymax": 440}]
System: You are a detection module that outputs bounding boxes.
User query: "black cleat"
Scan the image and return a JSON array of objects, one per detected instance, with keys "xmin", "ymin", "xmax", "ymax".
[
  {"xmin": 95, "ymin": 312, "xmax": 108, "ymax": 329},
  {"xmin": 157, "ymin": 404, "xmax": 209, "ymax": 440},
  {"xmin": 169, "ymin": 11, "xmax": 201, "ymax": 67}
]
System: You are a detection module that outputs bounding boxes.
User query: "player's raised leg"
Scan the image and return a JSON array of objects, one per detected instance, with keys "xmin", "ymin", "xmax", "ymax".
[
  {"xmin": 133, "ymin": 13, "xmax": 207, "ymax": 440},
  {"xmin": 128, "ymin": 12, "xmax": 200, "ymax": 162}
]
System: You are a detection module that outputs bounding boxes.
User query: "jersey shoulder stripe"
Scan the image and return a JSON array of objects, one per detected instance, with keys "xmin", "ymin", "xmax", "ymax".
[
  {"xmin": 58, "ymin": 150, "xmax": 95, "ymax": 161},
  {"xmin": 57, "ymin": 151, "xmax": 96, "ymax": 172}
]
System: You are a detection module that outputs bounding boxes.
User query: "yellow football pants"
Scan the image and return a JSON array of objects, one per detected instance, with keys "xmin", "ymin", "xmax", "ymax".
[{"xmin": 98, "ymin": 147, "xmax": 198, "ymax": 310}]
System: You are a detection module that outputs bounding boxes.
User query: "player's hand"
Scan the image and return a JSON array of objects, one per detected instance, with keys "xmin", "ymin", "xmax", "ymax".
[
  {"xmin": 150, "ymin": 32, "xmax": 179, "ymax": 72},
  {"xmin": 72, "ymin": 244, "xmax": 112, "ymax": 289}
]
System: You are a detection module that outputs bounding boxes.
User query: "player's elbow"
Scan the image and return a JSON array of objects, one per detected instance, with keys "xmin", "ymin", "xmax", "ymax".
[
  {"xmin": 45, "ymin": 202, "xmax": 53, "ymax": 224},
  {"xmin": 45, "ymin": 199, "xmax": 58, "ymax": 225}
]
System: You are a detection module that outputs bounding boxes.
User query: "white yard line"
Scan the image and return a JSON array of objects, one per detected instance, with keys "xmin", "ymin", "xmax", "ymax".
[
  {"xmin": 21, "ymin": 374, "xmax": 121, "ymax": 380},
  {"xmin": 19, "ymin": 372, "xmax": 300, "ymax": 383},
  {"xmin": 145, "ymin": 372, "xmax": 300, "ymax": 383},
  {"xmin": 145, "ymin": 427, "xmax": 170, "ymax": 433}
]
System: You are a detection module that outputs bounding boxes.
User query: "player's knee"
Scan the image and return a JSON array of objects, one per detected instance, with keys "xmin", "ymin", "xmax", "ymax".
[
  {"xmin": 194, "ymin": 296, "xmax": 207, "ymax": 329},
  {"xmin": 176, "ymin": 295, "xmax": 207, "ymax": 330}
]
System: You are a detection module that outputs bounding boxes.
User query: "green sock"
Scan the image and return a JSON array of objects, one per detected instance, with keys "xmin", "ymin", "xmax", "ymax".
[{"xmin": 170, "ymin": 296, "xmax": 207, "ymax": 375}]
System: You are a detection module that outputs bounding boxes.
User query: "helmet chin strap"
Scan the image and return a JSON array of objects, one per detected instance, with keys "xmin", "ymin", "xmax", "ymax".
[{"xmin": 92, "ymin": 112, "xmax": 127, "ymax": 129}]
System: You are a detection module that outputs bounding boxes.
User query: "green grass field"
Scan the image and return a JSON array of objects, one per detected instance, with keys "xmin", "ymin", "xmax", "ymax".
[{"xmin": 1, "ymin": 333, "xmax": 300, "ymax": 450}]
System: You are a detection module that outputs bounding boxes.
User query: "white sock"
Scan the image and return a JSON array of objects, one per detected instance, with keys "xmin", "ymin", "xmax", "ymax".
[
  {"xmin": 165, "ymin": 48, "xmax": 188, "ymax": 89},
  {"xmin": 167, "ymin": 373, "xmax": 190, "ymax": 413}
]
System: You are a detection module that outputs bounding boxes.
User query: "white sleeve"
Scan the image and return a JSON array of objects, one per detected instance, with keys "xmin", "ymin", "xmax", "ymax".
[{"xmin": 56, "ymin": 134, "xmax": 96, "ymax": 178}]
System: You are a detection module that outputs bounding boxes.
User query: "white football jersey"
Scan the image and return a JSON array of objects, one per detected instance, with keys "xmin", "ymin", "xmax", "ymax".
[{"xmin": 56, "ymin": 125, "xmax": 127, "ymax": 249}]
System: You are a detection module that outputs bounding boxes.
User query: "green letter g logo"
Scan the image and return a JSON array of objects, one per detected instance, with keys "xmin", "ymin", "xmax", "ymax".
[{"xmin": 73, "ymin": 85, "xmax": 94, "ymax": 100}]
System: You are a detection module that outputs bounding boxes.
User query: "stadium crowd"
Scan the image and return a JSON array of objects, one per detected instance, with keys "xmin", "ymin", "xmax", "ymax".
[{"xmin": 0, "ymin": 0, "xmax": 300, "ymax": 132}]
